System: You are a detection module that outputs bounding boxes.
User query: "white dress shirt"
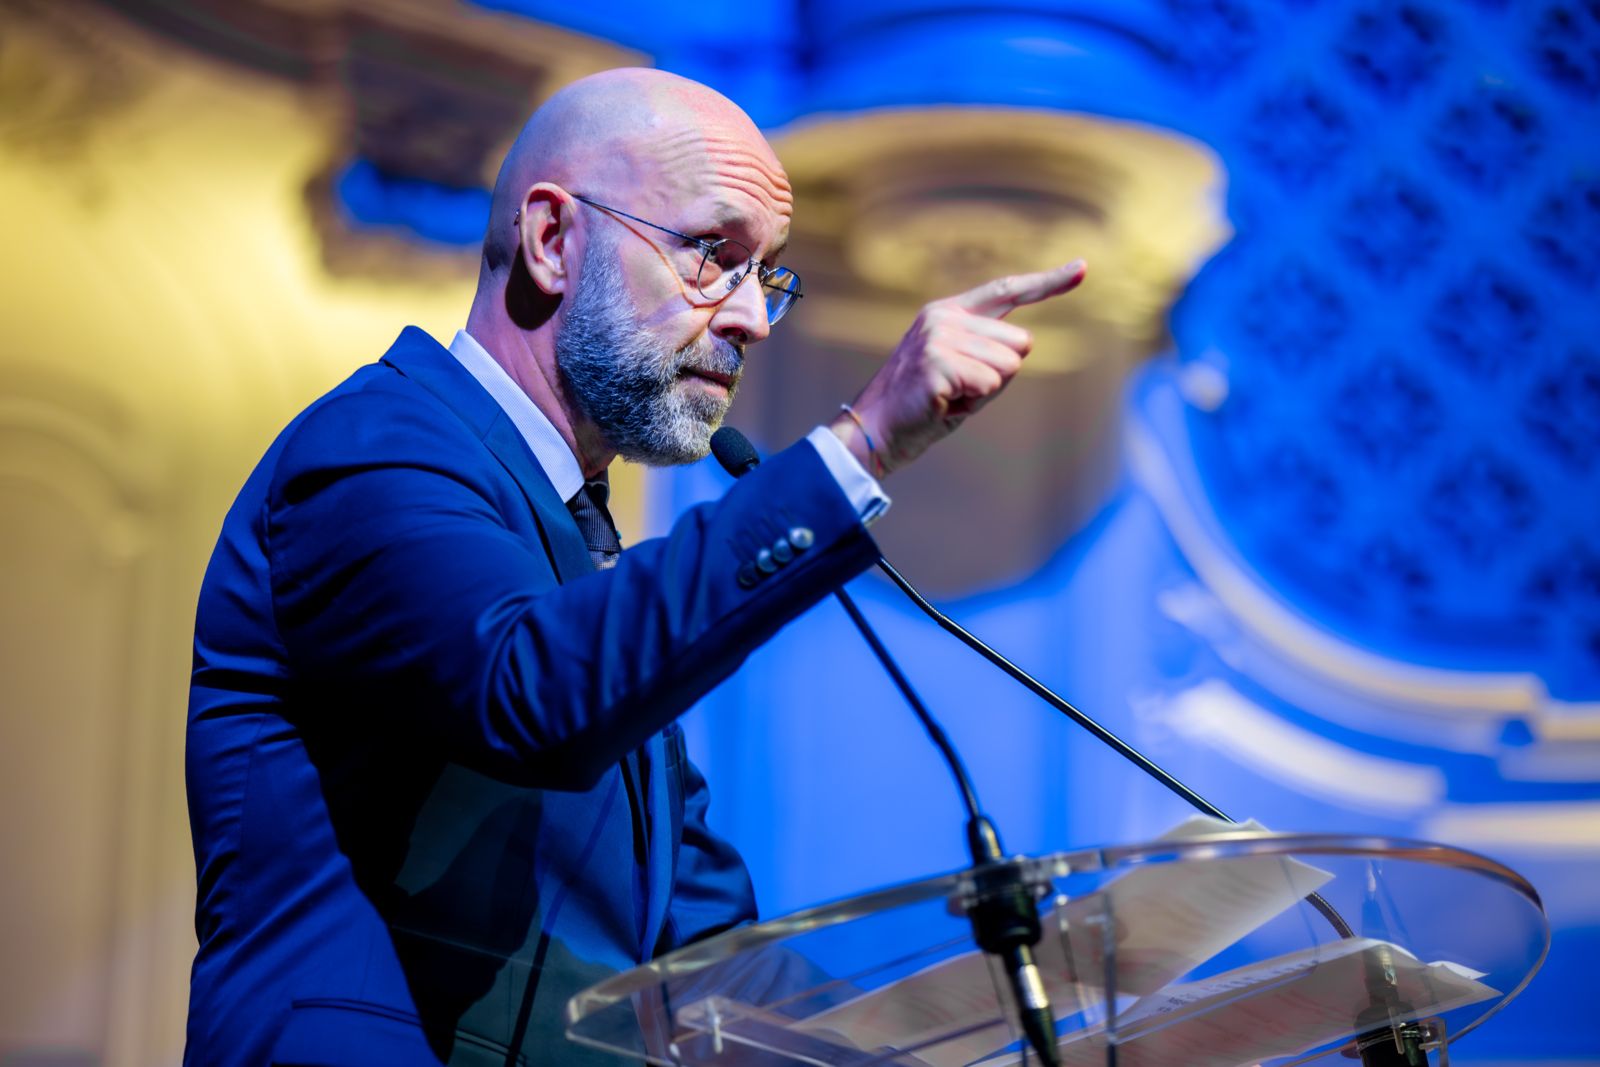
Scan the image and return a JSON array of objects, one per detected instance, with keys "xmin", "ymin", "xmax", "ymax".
[{"xmin": 447, "ymin": 330, "xmax": 889, "ymax": 525}]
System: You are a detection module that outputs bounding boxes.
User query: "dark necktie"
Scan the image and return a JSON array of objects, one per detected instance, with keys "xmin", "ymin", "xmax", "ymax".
[
  {"xmin": 564, "ymin": 473, "xmax": 650, "ymax": 942},
  {"xmin": 565, "ymin": 476, "xmax": 622, "ymax": 571}
]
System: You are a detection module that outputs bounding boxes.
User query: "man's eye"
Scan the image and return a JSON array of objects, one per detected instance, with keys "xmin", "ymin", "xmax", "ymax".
[{"xmin": 718, "ymin": 244, "xmax": 755, "ymax": 270}]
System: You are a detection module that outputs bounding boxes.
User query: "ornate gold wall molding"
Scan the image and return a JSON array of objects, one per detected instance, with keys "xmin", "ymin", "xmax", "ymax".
[
  {"xmin": 87, "ymin": 0, "xmax": 644, "ymax": 280},
  {"xmin": 776, "ymin": 107, "xmax": 1227, "ymax": 360}
]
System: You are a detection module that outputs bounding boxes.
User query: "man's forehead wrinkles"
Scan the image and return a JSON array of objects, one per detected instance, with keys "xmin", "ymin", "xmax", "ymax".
[
  {"xmin": 653, "ymin": 126, "xmax": 707, "ymax": 164},
  {"xmin": 705, "ymin": 164, "xmax": 794, "ymax": 217},
  {"xmin": 708, "ymin": 180, "xmax": 795, "ymax": 236},
  {"xmin": 647, "ymin": 126, "xmax": 792, "ymax": 204},
  {"xmin": 703, "ymin": 136, "xmax": 792, "ymax": 201}
]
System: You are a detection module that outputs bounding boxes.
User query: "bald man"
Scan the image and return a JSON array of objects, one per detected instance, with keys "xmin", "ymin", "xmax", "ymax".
[{"xmin": 184, "ymin": 69, "xmax": 1083, "ymax": 1066}]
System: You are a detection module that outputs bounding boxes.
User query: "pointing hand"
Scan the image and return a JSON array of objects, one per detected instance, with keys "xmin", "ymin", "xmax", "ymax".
[{"xmin": 832, "ymin": 260, "xmax": 1087, "ymax": 476}]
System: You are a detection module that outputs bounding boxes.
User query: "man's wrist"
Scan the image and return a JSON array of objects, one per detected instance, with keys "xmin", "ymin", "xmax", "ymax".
[
  {"xmin": 829, "ymin": 406, "xmax": 885, "ymax": 477},
  {"xmin": 807, "ymin": 426, "xmax": 891, "ymax": 526}
]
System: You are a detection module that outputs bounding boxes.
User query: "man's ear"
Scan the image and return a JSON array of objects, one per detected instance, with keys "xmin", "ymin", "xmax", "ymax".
[{"xmin": 518, "ymin": 183, "xmax": 571, "ymax": 296}]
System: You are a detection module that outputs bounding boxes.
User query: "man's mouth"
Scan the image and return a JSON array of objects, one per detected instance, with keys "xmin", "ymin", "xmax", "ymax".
[{"xmin": 681, "ymin": 367, "xmax": 737, "ymax": 390}]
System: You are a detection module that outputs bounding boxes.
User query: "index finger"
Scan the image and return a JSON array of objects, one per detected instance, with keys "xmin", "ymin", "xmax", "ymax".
[{"xmin": 944, "ymin": 260, "xmax": 1087, "ymax": 319}]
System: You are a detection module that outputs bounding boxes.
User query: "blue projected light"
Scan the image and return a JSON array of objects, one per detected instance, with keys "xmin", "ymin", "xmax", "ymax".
[{"xmin": 334, "ymin": 158, "xmax": 491, "ymax": 247}]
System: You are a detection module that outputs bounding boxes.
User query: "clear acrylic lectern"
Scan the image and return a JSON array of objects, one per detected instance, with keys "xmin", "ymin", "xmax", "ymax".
[{"xmin": 566, "ymin": 828, "xmax": 1546, "ymax": 1066}]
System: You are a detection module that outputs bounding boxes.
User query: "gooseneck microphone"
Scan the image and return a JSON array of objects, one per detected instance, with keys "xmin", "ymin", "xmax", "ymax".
[
  {"xmin": 709, "ymin": 427, "xmax": 1060, "ymax": 1067},
  {"xmin": 730, "ymin": 422, "xmax": 1402, "ymax": 1064}
]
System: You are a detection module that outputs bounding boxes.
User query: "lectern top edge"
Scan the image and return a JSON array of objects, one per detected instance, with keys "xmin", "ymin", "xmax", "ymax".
[{"xmin": 565, "ymin": 830, "xmax": 1545, "ymax": 1032}]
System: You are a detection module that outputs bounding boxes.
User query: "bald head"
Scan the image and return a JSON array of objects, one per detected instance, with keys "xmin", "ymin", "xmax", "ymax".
[{"xmin": 481, "ymin": 68, "xmax": 792, "ymax": 275}]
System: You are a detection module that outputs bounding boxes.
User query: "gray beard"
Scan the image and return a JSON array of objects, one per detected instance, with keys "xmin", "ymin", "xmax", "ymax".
[{"xmin": 554, "ymin": 239, "xmax": 745, "ymax": 466}]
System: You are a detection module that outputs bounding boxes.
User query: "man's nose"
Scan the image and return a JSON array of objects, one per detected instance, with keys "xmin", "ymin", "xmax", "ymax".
[{"xmin": 708, "ymin": 268, "xmax": 772, "ymax": 346}]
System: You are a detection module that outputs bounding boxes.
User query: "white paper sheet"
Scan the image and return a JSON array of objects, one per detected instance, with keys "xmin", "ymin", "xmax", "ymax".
[
  {"xmin": 1038, "ymin": 817, "xmax": 1334, "ymax": 996},
  {"xmin": 981, "ymin": 937, "xmax": 1499, "ymax": 1067},
  {"xmin": 797, "ymin": 818, "xmax": 1333, "ymax": 1066}
]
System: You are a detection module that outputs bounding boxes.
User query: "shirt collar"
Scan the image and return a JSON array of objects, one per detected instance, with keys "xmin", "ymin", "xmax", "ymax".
[{"xmin": 447, "ymin": 329, "xmax": 586, "ymax": 502}]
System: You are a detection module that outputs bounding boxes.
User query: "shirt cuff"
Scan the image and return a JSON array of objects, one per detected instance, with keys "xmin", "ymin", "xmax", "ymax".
[{"xmin": 806, "ymin": 425, "xmax": 891, "ymax": 527}]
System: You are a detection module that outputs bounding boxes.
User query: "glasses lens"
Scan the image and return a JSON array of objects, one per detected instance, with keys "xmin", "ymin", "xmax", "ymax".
[
  {"xmin": 696, "ymin": 238, "xmax": 754, "ymax": 300},
  {"xmin": 762, "ymin": 267, "xmax": 802, "ymax": 324}
]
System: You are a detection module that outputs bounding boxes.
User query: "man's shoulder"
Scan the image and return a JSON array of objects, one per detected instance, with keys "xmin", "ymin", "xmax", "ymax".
[
  {"xmin": 223, "ymin": 329, "xmax": 496, "ymax": 523},
  {"xmin": 278, "ymin": 329, "xmax": 479, "ymax": 455}
]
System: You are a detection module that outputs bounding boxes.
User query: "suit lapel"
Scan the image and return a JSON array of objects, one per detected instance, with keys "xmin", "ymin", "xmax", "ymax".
[
  {"xmin": 379, "ymin": 328, "xmax": 591, "ymax": 584},
  {"xmin": 481, "ymin": 412, "xmax": 593, "ymax": 584},
  {"xmin": 381, "ymin": 327, "xmax": 676, "ymax": 957}
]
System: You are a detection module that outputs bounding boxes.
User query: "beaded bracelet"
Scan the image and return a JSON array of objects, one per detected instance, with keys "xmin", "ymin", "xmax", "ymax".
[{"xmin": 839, "ymin": 403, "xmax": 886, "ymax": 477}]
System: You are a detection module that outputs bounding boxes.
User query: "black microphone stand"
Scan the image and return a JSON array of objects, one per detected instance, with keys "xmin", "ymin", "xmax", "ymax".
[
  {"xmin": 710, "ymin": 429, "xmax": 1061, "ymax": 1067},
  {"xmin": 832, "ymin": 588, "xmax": 1061, "ymax": 1067},
  {"xmin": 713, "ymin": 426, "xmax": 1418, "ymax": 1065}
]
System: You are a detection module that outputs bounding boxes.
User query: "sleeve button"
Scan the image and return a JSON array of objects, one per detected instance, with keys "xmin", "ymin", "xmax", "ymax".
[
  {"xmin": 737, "ymin": 561, "xmax": 759, "ymax": 589},
  {"xmin": 788, "ymin": 526, "xmax": 815, "ymax": 551},
  {"xmin": 771, "ymin": 538, "xmax": 794, "ymax": 564},
  {"xmin": 756, "ymin": 548, "xmax": 778, "ymax": 575}
]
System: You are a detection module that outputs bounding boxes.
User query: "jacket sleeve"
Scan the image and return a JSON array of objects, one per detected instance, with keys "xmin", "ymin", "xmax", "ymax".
[{"xmin": 266, "ymin": 385, "xmax": 879, "ymax": 791}]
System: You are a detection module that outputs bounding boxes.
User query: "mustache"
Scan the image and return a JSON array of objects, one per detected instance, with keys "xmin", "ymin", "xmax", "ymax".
[{"xmin": 673, "ymin": 336, "xmax": 745, "ymax": 381}]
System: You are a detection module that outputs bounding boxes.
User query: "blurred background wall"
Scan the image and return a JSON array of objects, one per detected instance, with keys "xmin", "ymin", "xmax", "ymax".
[{"xmin": 0, "ymin": 0, "xmax": 1595, "ymax": 1064}]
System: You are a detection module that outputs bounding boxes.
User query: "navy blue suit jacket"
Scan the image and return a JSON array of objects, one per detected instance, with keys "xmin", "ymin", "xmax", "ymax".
[{"xmin": 185, "ymin": 328, "xmax": 879, "ymax": 1065}]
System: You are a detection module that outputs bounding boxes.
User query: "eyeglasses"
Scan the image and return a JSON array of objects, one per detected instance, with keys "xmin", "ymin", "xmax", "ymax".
[{"xmin": 570, "ymin": 194, "xmax": 803, "ymax": 325}]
